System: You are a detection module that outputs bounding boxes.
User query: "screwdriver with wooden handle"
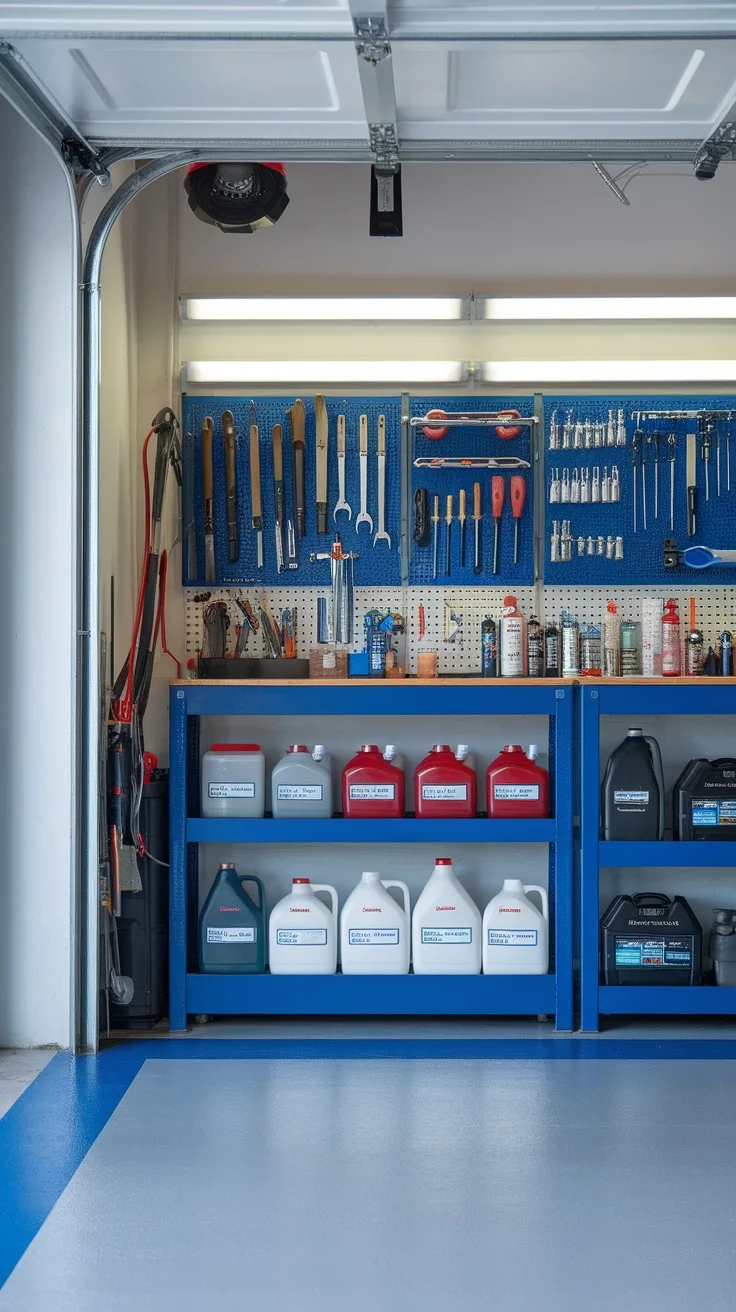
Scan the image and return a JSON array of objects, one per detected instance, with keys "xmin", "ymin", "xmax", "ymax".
[
  {"xmin": 510, "ymin": 474, "xmax": 526, "ymax": 565},
  {"xmin": 249, "ymin": 400, "xmax": 263, "ymax": 568},
  {"xmin": 491, "ymin": 475, "xmax": 504, "ymax": 575},
  {"xmin": 472, "ymin": 481, "xmax": 482, "ymax": 574},
  {"xmin": 458, "ymin": 488, "xmax": 467, "ymax": 567},
  {"xmin": 445, "ymin": 494, "xmax": 453, "ymax": 576}
]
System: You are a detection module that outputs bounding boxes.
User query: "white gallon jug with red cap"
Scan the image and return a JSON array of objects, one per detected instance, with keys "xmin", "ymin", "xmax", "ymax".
[
  {"xmin": 201, "ymin": 743, "xmax": 266, "ymax": 818},
  {"xmin": 412, "ymin": 858, "xmax": 481, "ymax": 974},
  {"xmin": 340, "ymin": 871, "xmax": 411, "ymax": 974},
  {"xmin": 482, "ymin": 879, "xmax": 549, "ymax": 975},
  {"xmin": 269, "ymin": 878, "xmax": 338, "ymax": 974},
  {"xmin": 271, "ymin": 745, "xmax": 333, "ymax": 818}
]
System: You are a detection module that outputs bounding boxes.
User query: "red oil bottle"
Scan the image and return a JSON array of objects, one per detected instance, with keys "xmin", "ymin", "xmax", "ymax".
[
  {"xmin": 414, "ymin": 744, "xmax": 478, "ymax": 818},
  {"xmin": 342, "ymin": 744, "xmax": 405, "ymax": 818},
  {"xmin": 486, "ymin": 744, "xmax": 550, "ymax": 818}
]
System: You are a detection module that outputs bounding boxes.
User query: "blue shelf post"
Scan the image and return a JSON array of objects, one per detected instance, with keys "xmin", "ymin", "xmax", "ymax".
[
  {"xmin": 169, "ymin": 687, "xmax": 189, "ymax": 1032},
  {"xmin": 553, "ymin": 687, "xmax": 574, "ymax": 1032},
  {"xmin": 580, "ymin": 688, "xmax": 602, "ymax": 1032}
]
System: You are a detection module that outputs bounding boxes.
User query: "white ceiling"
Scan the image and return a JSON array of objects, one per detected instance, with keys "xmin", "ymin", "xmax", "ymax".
[{"xmin": 2, "ymin": 2, "xmax": 736, "ymax": 151}]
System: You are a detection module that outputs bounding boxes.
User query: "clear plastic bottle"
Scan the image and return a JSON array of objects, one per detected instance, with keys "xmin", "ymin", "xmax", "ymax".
[
  {"xmin": 602, "ymin": 601, "xmax": 620, "ymax": 677},
  {"xmin": 561, "ymin": 609, "xmax": 579, "ymax": 677}
]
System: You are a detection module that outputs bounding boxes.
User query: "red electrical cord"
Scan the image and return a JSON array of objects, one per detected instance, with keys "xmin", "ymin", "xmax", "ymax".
[{"xmin": 114, "ymin": 428, "xmax": 154, "ymax": 724}]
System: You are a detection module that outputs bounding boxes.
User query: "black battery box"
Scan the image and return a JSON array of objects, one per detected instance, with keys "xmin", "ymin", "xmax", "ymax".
[
  {"xmin": 601, "ymin": 893, "xmax": 702, "ymax": 986},
  {"xmin": 673, "ymin": 757, "xmax": 736, "ymax": 840}
]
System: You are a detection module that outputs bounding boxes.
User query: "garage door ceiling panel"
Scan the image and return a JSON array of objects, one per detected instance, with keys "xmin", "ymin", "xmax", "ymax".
[
  {"xmin": 393, "ymin": 40, "xmax": 736, "ymax": 139},
  {"xmin": 0, "ymin": 2, "xmax": 354, "ymax": 36},
  {"xmin": 387, "ymin": 2, "xmax": 736, "ymax": 37}
]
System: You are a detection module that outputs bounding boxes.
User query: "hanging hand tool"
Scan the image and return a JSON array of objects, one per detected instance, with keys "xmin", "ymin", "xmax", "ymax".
[
  {"xmin": 458, "ymin": 488, "xmax": 467, "ymax": 566},
  {"xmin": 315, "ymin": 393, "xmax": 329, "ymax": 534},
  {"xmin": 686, "ymin": 432, "xmax": 697, "ymax": 537},
  {"xmin": 717, "ymin": 420, "xmax": 723, "ymax": 496},
  {"xmin": 272, "ymin": 422, "xmax": 285, "ymax": 574},
  {"xmin": 310, "ymin": 535, "xmax": 357, "ymax": 644},
  {"xmin": 249, "ymin": 401, "xmax": 263, "ymax": 569},
  {"xmin": 631, "ymin": 418, "xmax": 643, "ymax": 533},
  {"xmin": 186, "ymin": 431, "xmax": 197, "ymax": 581},
  {"xmin": 664, "ymin": 538, "xmax": 736, "ymax": 570},
  {"xmin": 222, "ymin": 410, "xmax": 239, "ymax": 564},
  {"xmin": 201, "ymin": 415, "xmax": 216, "ymax": 583},
  {"xmin": 260, "ymin": 602, "xmax": 282, "ymax": 658},
  {"xmin": 491, "ymin": 475, "xmax": 504, "ymax": 575},
  {"xmin": 444, "ymin": 494, "xmax": 453, "ymax": 576},
  {"xmin": 333, "ymin": 413, "xmax": 351, "ymax": 521},
  {"xmin": 510, "ymin": 474, "xmax": 525, "ymax": 564},
  {"xmin": 641, "ymin": 429, "xmax": 648, "ymax": 532},
  {"xmin": 700, "ymin": 414, "xmax": 712, "ymax": 502},
  {"xmin": 728, "ymin": 416, "xmax": 732, "ymax": 493},
  {"xmin": 647, "ymin": 430, "xmax": 660, "ymax": 520},
  {"xmin": 287, "ymin": 398, "xmax": 306, "ymax": 539},
  {"xmin": 431, "ymin": 494, "xmax": 440, "ymax": 580},
  {"xmin": 413, "ymin": 455, "xmax": 530, "ymax": 471},
  {"xmin": 667, "ymin": 432, "xmax": 676, "ymax": 531},
  {"xmin": 373, "ymin": 414, "xmax": 391, "ymax": 548},
  {"xmin": 472, "ymin": 481, "xmax": 482, "ymax": 574},
  {"xmin": 413, "ymin": 488, "xmax": 430, "ymax": 546},
  {"xmin": 356, "ymin": 413, "xmax": 373, "ymax": 533},
  {"xmin": 234, "ymin": 597, "xmax": 258, "ymax": 657}
]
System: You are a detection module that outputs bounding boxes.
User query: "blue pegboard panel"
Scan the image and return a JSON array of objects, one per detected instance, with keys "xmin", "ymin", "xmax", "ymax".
[
  {"xmin": 543, "ymin": 393, "xmax": 736, "ymax": 585},
  {"xmin": 408, "ymin": 395, "xmax": 535, "ymax": 586},
  {"xmin": 181, "ymin": 395, "xmax": 402, "ymax": 588}
]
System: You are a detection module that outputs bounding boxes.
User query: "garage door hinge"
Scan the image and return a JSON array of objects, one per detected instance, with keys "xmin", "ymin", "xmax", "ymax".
[
  {"xmin": 61, "ymin": 137, "xmax": 110, "ymax": 183},
  {"xmin": 354, "ymin": 16, "xmax": 391, "ymax": 65},
  {"xmin": 369, "ymin": 123, "xmax": 400, "ymax": 173}
]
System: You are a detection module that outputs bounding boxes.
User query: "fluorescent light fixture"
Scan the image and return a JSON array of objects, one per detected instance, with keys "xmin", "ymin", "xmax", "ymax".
[
  {"xmin": 483, "ymin": 360, "xmax": 736, "ymax": 384},
  {"xmin": 483, "ymin": 297, "xmax": 736, "ymax": 320},
  {"xmin": 185, "ymin": 360, "xmax": 467, "ymax": 385},
  {"xmin": 182, "ymin": 296, "xmax": 465, "ymax": 322}
]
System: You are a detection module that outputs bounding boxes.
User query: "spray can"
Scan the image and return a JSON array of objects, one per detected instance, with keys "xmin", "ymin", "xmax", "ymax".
[
  {"xmin": 499, "ymin": 595, "xmax": 526, "ymax": 678},
  {"xmin": 685, "ymin": 598, "xmax": 703, "ymax": 676},
  {"xmin": 602, "ymin": 600, "xmax": 620, "ymax": 677},
  {"xmin": 720, "ymin": 631, "xmax": 733, "ymax": 677},
  {"xmin": 620, "ymin": 622, "xmax": 640, "ymax": 676},
  {"xmin": 527, "ymin": 615, "xmax": 544, "ymax": 678},
  {"xmin": 704, "ymin": 646, "xmax": 719, "ymax": 676},
  {"xmin": 481, "ymin": 615, "xmax": 497, "ymax": 678},
  {"xmin": 561, "ymin": 610, "xmax": 579, "ymax": 677},
  {"xmin": 544, "ymin": 623, "xmax": 560, "ymax": 678},
  {"xmin": 661, "ymin": 598, "xmax": 682, "ymax": 677}
]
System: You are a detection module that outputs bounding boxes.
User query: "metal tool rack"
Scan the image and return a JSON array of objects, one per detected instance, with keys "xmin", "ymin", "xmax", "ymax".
[
  {"xmin": 580, "ymin": 680, "xmax": 736, "ymax": 1030},
  {"xmin": 169, "ymin": 678, "xmax": 574, "ymax": 1031}
]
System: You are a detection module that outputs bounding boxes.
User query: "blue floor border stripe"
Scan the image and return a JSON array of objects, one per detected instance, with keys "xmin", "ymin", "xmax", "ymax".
[{"xmin": 2, "ymin": 1035, "xmax": 736, "ymax": 1289}]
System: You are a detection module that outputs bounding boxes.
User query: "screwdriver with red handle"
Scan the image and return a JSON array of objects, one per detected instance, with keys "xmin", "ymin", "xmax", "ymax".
[
  {"xmin": 510, "ymin": 474, "xmax": 526, "ymax": 564},
  {"xmin": 491, "ymin": 475, "xmax": 504, "ymax": 575}
]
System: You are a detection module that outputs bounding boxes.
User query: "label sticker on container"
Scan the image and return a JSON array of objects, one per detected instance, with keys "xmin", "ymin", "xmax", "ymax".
[
  {"xmin": 348, "ymin": 929, "xmax": 400, "ymax": 946},
  {"xmin": 493, "ymin": 785, "xmax": 539, "ymax": 801},
  {"xmin": 614, "ymin": 936, "xmax": 692, "ymax": 968},
  {"xmin": 349, "ymin": 784, "xmax": 395, "ymax": 800},
  {"xmin": 613, "ymin": 790, "xmax": 649, "ymax": 804},
  {"xmin": 276, "ymin": 928, "xmax": 328, "ymax": 946},
  {"xmin": 692, "ymin": 798, "xmax": 736, "ymax": 826},
  {"xmin": 323, "ymin": 651, "xmax": 336, "ymax": 669},
  {"xmin": 276, "ymin": 785, "xmax": 323, "ymax": 801},
  {"xmin": 206, "ymin": 927, "xmax": 256, "ymax": 944},
  {"xmin": 421, "ymin": 785, "xmax": 468, "ymax": 801},
  {"xmin": 487, "ymin": 929, "xmax": 538, "ymax": 947},
  {"xmin": 421, "ymin": 927, "xmax": 472, "ymax": 944},
  {"xmin": 208, "ymin": 782, "xmax": 256, "ymax": 799}
]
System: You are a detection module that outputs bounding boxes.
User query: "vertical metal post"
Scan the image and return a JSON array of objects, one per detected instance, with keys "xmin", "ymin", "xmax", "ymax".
[
  {"xmin": 532, "ymin": 391, "xmax": 545, "ymax": 615},
  {"xmin": 169, "ymin": 686, "xmax": 188, "ymax": 1032},
  {"xmin": 553, "ymin": 687, "xmax": 574, "ymax": 1031},
  {"xmin": 400, "ymin": 391, "xmax": 410, "ymax": 587},
  {"xmin": 580, "ymin": 687, "xmax": 601, "ymax": 1031}
]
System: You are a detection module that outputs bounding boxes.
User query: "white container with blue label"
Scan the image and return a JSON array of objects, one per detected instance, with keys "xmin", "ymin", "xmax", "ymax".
[
  {"xmin": 340, "ymin": 871, "xmax": 411, "ymax": 974},
  {"xmin": 482, "ymin": 878, "xmax": 548, "ymax": 975},
  {"xmin": 271, "ymin": 745, "xmax": 333, "ymax": 818},
  {"xmin": 201, "ymin": 743, "xmax": 266, "ymax": 818},
  {"xmin": 269, "ymin": 877, "xmax": 338, "ymax": 974},
  {"xmin": 412, "ymin": 858, "xmax": 481, "ymax": 974}
]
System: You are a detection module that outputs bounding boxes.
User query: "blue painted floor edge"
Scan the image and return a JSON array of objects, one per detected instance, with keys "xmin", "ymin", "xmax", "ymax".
[{"xmin": 3, "ymin": 1036, "xmax": 736, "ymax": 1292}]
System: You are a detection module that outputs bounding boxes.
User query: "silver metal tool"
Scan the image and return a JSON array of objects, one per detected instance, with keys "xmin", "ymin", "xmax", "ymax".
[
  {"xmin": 571, "ymin": 469, "xmax": 580, "ymax": 503},
  {"xmin": 411, "ymin": 410, "xmax": 538, "ymax": 431},
  {"xmin": 310, "ymin": 535, "xmax": 357, "ymax": 645},
  {"xmin": 249, "ymin": 401, "xmax": 263, "ymax": 569},
  {"xmin": 549, "ymin": 467, "xmax": 561, "ymax": 503},
  {"xmin": 287, "ymin": 519, "xmax": 298, "ymax": 568},
  {"xmin": 687, "ymin": 432, "xmax": 697, "ymax": 536},
  {"xmin": 583, "ymin": 420, "xmax": 592, "ymax": 450},
  {"xmin": 561, "ymin": 521, "xmax": 573, "ymax": 562},
  {"xmin": 315, "ymin": 394, "xmax": 329, "ymax": 534},
  {"xmin": 611, "ymin": 465, "xmax": 620, "ymax": 503},
  {"xmin": 562, "ymin": 411, "xmax": 573, "ymax": 450},
  {"xmin": 597, "ymin": 535, "xmax": 605, "ymax": 556},
  {"xmin": 606, "ymin": 535, "xmax": 615, "ymax": 560},
  {"xmin": 632, "ymin": 420, "xmax": 643, "ymax": 532},
  {"xmin": 551, "ymin": 520, "xmax": 561, "ymax": 563},
  {"xmin": 432, "ymin": 494, "xmax": 440, "ymax": 579},
  {"xmin": 581, "ymin": 468, "xmax": 591, "ymax": 503},
  {"xmin": 641, "ymin": 432, "xmax": 648, "ymax": 532},
  {"xmin": 586, "ymin": 536, "xmax": 595, "ymax": 556},
  {"xmin": 728, "ymin": 419, "xmax": 732, "ymax": 493},
  {"xmin": 592, "ymin": 466, "xmax": 601, "ymax": 503},
  {"xmin": 717, "ymin": 422, "xmax": 723, "ymax": 496},
  {"xmin": 577, "ymin": 535, "xmax": 586, "ymax": 557},
  {"xmin": 667, "ymin": 432, "xmax": 676, "ymax": 531},
  {"xmin": 334, "ymin": 413, "xmax": 351, "ymax": 521},
  {"xmin": 602, "ymin": 467, "xmax": 611, "ymax": 503},
  {"xmin": 373, "ymin": 414, "xmax": 391, "ymax": 548},
  {"xmin": 272, "ymin": 422, "xmax": 285, "ymax": 575},
  {"xmin": 615, "ymin": 536, "xmax": 624, "ymax": 560},
  {"xmin": 356, "ymin": 413, "xmax": 373, "ymax": 533},
  {"xmin": 414, "ymin": 455, "xmax": 530, "ymax": 470},
  {"xmin": 549, "ymin": 409, "xmax": 560, "ymax": 450},
  {"xmin": 607, "ymin": 410, "xmax": 615, "ymax": 446},
  {"xmin": 561, "ymin": 468, "xmax": 571, "ymax": 503},
  {"xmin": 201, "ymin": 415, "xmax": 216, "ymax": 584},
  {"xmin": 472, "ymin": 482, "xmax": 482, "ymax": 574},
  {"xmin": 701, "ymin": 416, "xmax": 712, "ymax": 502},
  {"xmin": 574, "ymin": 420, "xmax": 584, "ymax": 450},
  {"xmin": 445, "ymin": 493, "xmax": 453, "ymax": 576},
  {"xmin": 616, "ymin": 408, "xmax": 627, "ymax": 446},
  {"xmin": 648, "ymin": 431, "xmax": 659, "ymax": 520}
]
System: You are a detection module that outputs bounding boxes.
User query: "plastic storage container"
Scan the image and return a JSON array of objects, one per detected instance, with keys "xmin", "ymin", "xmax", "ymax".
[
  {"xmin": 198, "ymin": 864, "xmax": 266, "ymax": 974},
  {"xmin": 268, "ymin": 877, "xmax": 338, "ymax": 974},
  {"xmin": 201, "ymin": 744, "xmax": 266, "ymax": 818},
  {"xmin": 414, "ymin": 745, "xmax": 477, "ymax": 818},
  {"xmin": 486, "ymin": 745, "xmax": 549, "ymax": 818},
  {"xmin": 482, "ymin": 879, "xmax": 549, "ymax": 975},
  {"xmin": 342, "ymin": 744, "xmax": 405, "ymax": 818},
  {"xmin": 412, "ymin": 858, "xmax": 481, "ymax": 974},
  {"xmin": 673, "ymin": 757, "xmax": 736, "ymax": 840},
  {"xmin": 340, "ymin": 871, "xmax": 411, "ymax": 974},
  {"xmin": 601, "ymin": 893, "xmax": 702, "ymax": 985},
  {"xmin": 601, "ymin": 729, "xmax": 665, "ymax": 841},
  {"xmin": 271, "ymin": 745, "xmax": 333, "ymax": 819}
]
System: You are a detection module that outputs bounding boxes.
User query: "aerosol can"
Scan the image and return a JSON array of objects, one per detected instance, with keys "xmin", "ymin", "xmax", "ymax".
[
  {"xmin": 499, "ymin": 596, "xmax": 526, "ymax": 677},
  {"xmin": 527, "ymin": 615, "xmax": 544, "ymax": 678},
  {"xmin": 481, "ymin": 615, "xmax": 497, "ymax": 677},
  {"xmin": 544, "ymin": 622, "xmax": 560, "ymax": 677},
  {"xmin": 661, "ymin": 598, "xmax": 682, "ymax": 677}
]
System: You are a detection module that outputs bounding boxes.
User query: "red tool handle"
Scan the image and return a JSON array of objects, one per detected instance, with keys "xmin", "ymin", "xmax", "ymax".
[
  {"xmin": 491, "ymin": 475, "xmax": 505, "ymax": 519},
  {"xmin": 495, "ymin": 409, "xmax": 522, "ymax": 439},
  {"xmin": 422, "ymin": 409, "xmax": 449, "ymax": 440},
  {"xmin": 510, "ymin": 474, "xmax": 526, "ymax": 519}
]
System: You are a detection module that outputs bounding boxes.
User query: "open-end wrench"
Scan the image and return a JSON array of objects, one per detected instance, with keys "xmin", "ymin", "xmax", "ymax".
[
  {"xmin": 333, "ymin": 413, "xmax": 351, "ymax": 521},
  {"xmin": 355, "ymin": 413, "xmax": 373, "ymax": 533},
  {"xmin": 373, "ymin": 414, "xmax": 391, "ymax": 547}
]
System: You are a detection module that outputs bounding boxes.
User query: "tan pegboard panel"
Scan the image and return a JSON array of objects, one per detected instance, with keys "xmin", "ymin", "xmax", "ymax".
[
  {"xmin": 540, "ymin": 584, "xmax": 736, "ymax": 640},
  {"xmin": 406, "ymin": 586, "xmax": 537, "ymax": 675}
]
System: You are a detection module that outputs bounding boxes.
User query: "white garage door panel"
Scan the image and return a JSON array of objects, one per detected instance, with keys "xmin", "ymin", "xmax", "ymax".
[
  {"xmin": 394, "ymin": 40, "xmax": 736, "ymax": 138},
  {"xmin": 388, "ymin": 1, "xmax": 736, "ymax": 37},
  {"xmin": 12, "ymin": 39, "xmax": 367, "ymax": 139},
  {"xmin": 0, "ymin": 2, "xmax": 353, "ymax": 36}
]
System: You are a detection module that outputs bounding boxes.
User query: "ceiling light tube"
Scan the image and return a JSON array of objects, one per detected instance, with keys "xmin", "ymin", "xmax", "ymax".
[
  {"xmin": 483, "ymin": 360, "xmax": 736, "ymax": 384},
  {"xmin": 182, "ymin": 296, "xmax": 466, "ymax": 322},
  {"xmin": 185, "ymin": 361, "xmax": 468, "ymax": 385},
  {"xmin": 482, "ymin": 297, "xmax": 736, "ymax": 321}
]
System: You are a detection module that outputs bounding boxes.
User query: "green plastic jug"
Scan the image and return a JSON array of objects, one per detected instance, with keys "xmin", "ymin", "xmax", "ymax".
[{"xmin": 198, "ymin": 863, "xmax": 266, "ymax": 974}]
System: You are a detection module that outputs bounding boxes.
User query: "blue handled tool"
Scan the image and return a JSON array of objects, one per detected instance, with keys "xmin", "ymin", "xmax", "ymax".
[{"xmin": 664, "ymin": 538, "xmax": 736, "ymax": 569}]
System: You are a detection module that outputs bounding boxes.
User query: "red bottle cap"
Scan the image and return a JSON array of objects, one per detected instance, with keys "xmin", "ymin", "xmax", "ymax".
[
  {"xmin": 292, "ymin": 878, "xmax": 310, "ymax": 884},
  {"xmin": 431, "ymin": 744, "xmax": 452, "ymax": 753},
  {"xmin": 211, "ymin": 743, "xmax": 261, "ymax": 752},
  {"xmin": 359, "ymin": 744, "xmax": 380, "ymax": 753},
  {"xmin": 287, "ymin": 745, "xmax": 309, "ymax": 753},
  {"xmin": 435, "ymin": 858, "xmax": 452, "ymax": 865},
  {"xmin": 502, "ymin": 744, "xmax": 524, "ymax": 754},
  {"xmin": 503, "ymin": 595, "xmax": 517, "ymax": 607}
]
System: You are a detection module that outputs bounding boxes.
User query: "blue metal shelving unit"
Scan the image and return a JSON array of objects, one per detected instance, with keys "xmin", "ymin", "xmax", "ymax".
[
  {"xmin": 580, "ymin": 682, "xmax": 736, "ymax": 1030},
  {"xmin": 169, "ymin": 680, "xmax": 574, "ymax": 1032}
]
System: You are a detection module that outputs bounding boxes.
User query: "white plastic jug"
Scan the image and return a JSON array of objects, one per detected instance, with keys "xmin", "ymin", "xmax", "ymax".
[
  {"xmin": 340, "ymin": 871, "xmax": 410, "ymax": 975},
  {"xmin": 482, "ymin": 878, "xmax": 549, "ymax": 975},
  {"xmin": 269, "ymin": 878, "xmax": 338, "ymax": 974},
  {"xmin": 412, "ymin": 858, "xmax": 481, "ymax": 975},
  {"xmin": 271, "ymin": 746, "xmax": 332, "ymax": 818}
]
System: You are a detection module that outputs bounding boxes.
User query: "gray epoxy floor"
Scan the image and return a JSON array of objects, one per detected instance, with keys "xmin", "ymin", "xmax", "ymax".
[
  {"xmin": 0, "ymin": 1050, "xmax": 54, "ymax": 1118},
  {"xmin": 3, "ymin": 1056, "xmax": 736, "ymax": 1311}
]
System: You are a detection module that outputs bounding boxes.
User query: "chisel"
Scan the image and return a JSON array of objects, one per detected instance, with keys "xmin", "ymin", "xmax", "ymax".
[
  {"xmin": 431, "ymin": 494, "xmax": 440, "ymax": 580},
  {"xmin": 201, "ymin": 416, "xmax": 215, "ymax": 583},
  {"xmin": 249, "ymin": 401, "xmax": 263, "ymax": 568},
  {"xmin": 686, "ymin": 432, "xmax": 697, "ymax": 537},
  {"xmin": 288, "ymin": 398, "xmax": 306, "ymax": 539},
  {"xmin": 472, "ymin": 481, "xmax": 482, "ymax": 574},
  {"xmin": 491, "ymin": 474, "xmax": 504, "ymax": 575},
  {"xmin": 458, "ymin": 487, "xmax": 467, "ymax": 566},
  {"xmin": 315, "ymin": 393, "xmax": 328, "ymax": 534},
  {"xmin": 272, "ymin": 423, "xmax": 285, "ymax": 573},
  {"xmin": 222, "ymin": 409, "xmax": 239, "ymax": 563},
  {"xmin": 445, "ymin": 494, "xmax": 453, "ymax": 576},
  {"xmin": 186, "ymin": 432, "xmax": 197, "ymax": 581},
  {"xmin": 510, "ymin": 474, "xmax": 525, "ymax": 564}
]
